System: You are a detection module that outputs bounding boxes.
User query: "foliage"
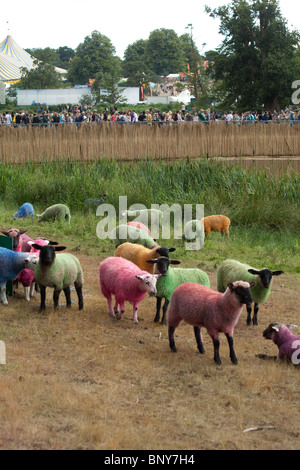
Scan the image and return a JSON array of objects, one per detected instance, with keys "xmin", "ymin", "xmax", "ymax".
[
  {"xmin": 14, "ymin": 60, "xmax": 64, "ymax": 90},
  {"xmin": 205, "ymin": 0, "xmax": 300, "ymax": 111}
]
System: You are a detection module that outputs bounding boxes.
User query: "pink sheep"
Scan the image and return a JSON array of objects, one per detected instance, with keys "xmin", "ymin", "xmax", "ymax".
[
  {"xmin": 127, "ymin": 221, "xmax": 151, "ymax": 235},
  {"xmin": 168, "ymin": 281, "xmax": 254, "ymax": 365},
  {"xmin": 99, "ymin": 256, "xmax": 160, "ymax": 323},
  {"xmin": 1, "ymin": 228, "xmax": 29, "ymax": 252},
  {"xmin": 258, "ymin": 323, "xmax": 300, "ymax": 365}
]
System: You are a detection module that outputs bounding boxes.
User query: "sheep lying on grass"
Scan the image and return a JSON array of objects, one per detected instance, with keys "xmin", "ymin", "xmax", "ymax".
[
  {"xmin": 31, "ymin": 243, "xmax": 84, "ymax": 311},
  {"xmin": 257, "ymin": 323, "xmax": 300, "ymax": 365},
  {"xmin": 217, "ymin": 259, "xmax": 284, "ymax": 325},
  {"xmin": 168, "ymin": 281, "xmax": 254, "ymax": 365},
  {"xmin": 37, "ymin": 204, "xmax": 71, "ymax": 225},
  {"xmin": 0, "ymin": 247, "xmax": 38, "ymax": 305},
  {"xmin": 146, "ymin": 256, "xmax": 210, "ymax": 325},
  {"xmin": 111, "ymin": 224, "xmax": 158, "ymax": 249},
  {"xmin": 99, "ymin": 256, "xmax": 160, "ymax": 323},
  {"xmin": 13, "ymin": 203, "xmax": 34, "ymax": 221},
  {"xmin": 115, "ymin": 242, "xmax": 175, "ymax": 274},
  {"xmin": 201, "ymin": 215, "xmax": 230, "ymax": 237}
]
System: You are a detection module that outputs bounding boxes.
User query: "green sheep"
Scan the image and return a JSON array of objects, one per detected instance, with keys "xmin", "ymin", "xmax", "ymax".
[
  {"xmin": 147, "ymin": 256, "xmax": 210, "ymax": 325},
  {"xmin": 111, "ymin": 224, "xmax": 158, "ymax": 249},
  {"xmin": 217, "ymin": 259, "xmax": 284, "ymax": 326},
  {"xmin": 32, "ymin": 243, "xmax": 84, "ymax": 311},
  {"xmin": 37, "ymin": 204, "xmax": 71, "ymax": 225}
]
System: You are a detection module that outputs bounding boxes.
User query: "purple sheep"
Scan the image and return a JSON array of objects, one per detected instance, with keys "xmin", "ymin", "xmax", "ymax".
[
  {"xmin": 168, "ymin": 281, "xmax": 254, "ymax": 365},
  {"xmin": 258, "ymin": 323, "xmax": 300, "ymax": 365},
  {"xmin": 99, "ymin": 256, "xmax": 160, "ymax": 324}
]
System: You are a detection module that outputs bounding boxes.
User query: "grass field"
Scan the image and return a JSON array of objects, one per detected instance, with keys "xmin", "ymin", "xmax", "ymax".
[{"xmin": 0, "ymin": 158, "xmax": 299, "ymax": 450}]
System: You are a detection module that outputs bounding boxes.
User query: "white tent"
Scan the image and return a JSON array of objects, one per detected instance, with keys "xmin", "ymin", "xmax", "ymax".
[{"xmin": 169, "ymin": 89, "xmax": 195, "ymax": 105}]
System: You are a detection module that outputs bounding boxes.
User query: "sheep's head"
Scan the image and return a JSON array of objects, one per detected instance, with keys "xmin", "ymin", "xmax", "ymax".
[
  {"xmin": 227, "ymin": 281, "xmax": 255, "ymax": 307},
  {"xmin": 31, "ymin": 244, "xmax": 66, "ymax": 266},
  {"xmin": 263, "ymin": 322, "xmax": 298, "ymax": 340},
  {"xmin": 248, "ymin": 268, "xmax": 284, "ymax": 289},
  {"xmin": 1, "ymin": 229, "xmax": 28, "ymax": 250},
  {"xmin": 146, "ymin": 256, "xmax": 181, "ymax": 276},
  {"xmin": 135, "ymin": 274, "xmax": 161, "ymax": 296}
]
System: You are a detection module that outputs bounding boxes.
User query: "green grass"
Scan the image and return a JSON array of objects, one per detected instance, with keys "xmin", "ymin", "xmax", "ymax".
[{"xmin": 0, "ymin": 157, "xmax": 299, "ymax": 273}]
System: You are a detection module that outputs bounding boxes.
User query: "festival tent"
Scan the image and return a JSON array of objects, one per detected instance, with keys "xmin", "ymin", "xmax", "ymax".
[
  {"xmin": 0, "ymin": 35, "xmax": 67, "ymax": 82},
  {"xmin": 169, "ymin": 89, "xmax": 195, "ymax": 105}
]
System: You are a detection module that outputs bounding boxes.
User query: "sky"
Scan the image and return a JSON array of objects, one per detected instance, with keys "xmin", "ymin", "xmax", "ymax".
[{"xmin": 1, "ymin": 0, "xmax": 300, "ymax": 59}]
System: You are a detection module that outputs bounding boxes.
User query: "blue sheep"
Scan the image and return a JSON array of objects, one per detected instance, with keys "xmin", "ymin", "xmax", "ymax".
[
  {"xmin": 0, "ymin": 247, "xmax": 38, "ymax": 305},
  {"xmin": 13, "ymin": 203, "xmax": 35, "ymax": 221}
]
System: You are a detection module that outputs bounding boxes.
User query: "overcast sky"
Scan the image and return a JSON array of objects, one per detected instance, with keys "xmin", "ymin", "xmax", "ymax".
[{"xmin": 1, "ymin": 0, "xmax": 299, "ymax": 59}]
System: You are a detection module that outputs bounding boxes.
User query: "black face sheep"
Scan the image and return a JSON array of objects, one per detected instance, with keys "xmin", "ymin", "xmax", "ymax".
[
  {"xmin": 168, "ymin": 281, "xmax": 254, "ymax": 365},
  {"xmin": 114, "ymin": 242, "xmax": 175, "ymax": 274},
  {"xmin": 217, "ymin": 259, "xmax": 284, "ymax": 325},
  {"xmin": 146, "ymin": 256, "xmax": 210, "ymax": 325},
  {"xmin": 257, "ymin": 323, "xmax": 300, "ymax": 365},
  {"xmin": 1, "ymin": 228, "xmax": 29, "ymax": 252},
  {"xmin": 31, "ymin": 244, "xmax": 84, "ymax": 311}
]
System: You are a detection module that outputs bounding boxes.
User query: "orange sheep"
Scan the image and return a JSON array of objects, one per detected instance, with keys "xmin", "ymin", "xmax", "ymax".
[{"xmin": 201, "ymin": 215, "xmax": 231, "ymax": 237}]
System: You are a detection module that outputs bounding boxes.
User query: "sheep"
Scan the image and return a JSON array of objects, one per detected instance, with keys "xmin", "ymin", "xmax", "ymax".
[
  {"xmin": 1, "ymin": 228, "xmax": 29, "ymax": 252},
  {"xmin": 13, "ymin": 203, "xmax": 35, "ymax": 220},
  {"xmin": 201, "ymin": 215, "xmax": 231, "ymax": 237},
  {"xmin": 111, "ymin": 224, "xmax": 158, "ymax": 249},
  {"xmin": 120, "ymin": 208, "xmax": 163, "ymax": 228},
  {"xmin": 16, "ymin": 238, "xmax": 57, "ymax": 301},
  {"xmin": 257, "ymin": 323, "xmax": 300, "ymax": 365},
  {"xmin": 99, "ymin": 256, "xmax": 160, "ymax": 324},
  {"xmin": 127, "ymin": 221, "xmax": 151, "ymax": 235},
  {"xmin": 178, "ymin": 219, "xmax": 205, "ymax": 250},
  {"xmin": 31, "ymin": 243, "xmax": 84, "ymax": 311},
  {"xmin": 217, "ymin": 259, "xmax": 284, "ymax": 325},
  {"xmin": 114, "ymin": 242, "xmax": 175, "ymax": 274},
  {"xmin": 146, "ymin": 256, "xmax": 210, "ymax": 325},
  {"xmin": 0, "ymin": 247, "xmax": 38, "ymax": 305},
  {"xmin": 37, "ymin": 204, "xmax": 71, "ymax": 225},
  {"xmin": 168, "ymin": 281, "xmax": 254, "ymax": 365}
]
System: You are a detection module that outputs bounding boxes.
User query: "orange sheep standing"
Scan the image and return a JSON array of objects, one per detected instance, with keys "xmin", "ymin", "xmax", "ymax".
[{"xmin": 201, "ymin": 215, "xmax": 231, "ymax": 237}]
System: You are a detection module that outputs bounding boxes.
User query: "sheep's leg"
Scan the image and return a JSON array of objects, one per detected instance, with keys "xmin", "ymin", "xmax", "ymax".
[
  {"xmin": 0, "ymin": 282, "xmax": 8, "ymax": 305},
  {"xmin": 161, "ymin": 299, "xmax": 169, "ymax": 325},
  {"xmin": 154, "ymin": 297, "xmax": 162, "ymax": 323},
  {"xmin": 116, "ymin": 302, "xmax": 125, "ymax": 320},
  {"xmin": 225, "ymin": 333, "xmax": 238, "ymax": 365},
  {"xmin": 113, "ymin": 300, "xmax": 119, "ymax": 316},
  {"xmin": 246, "ymin": 305, "xmax": 252, "ymax": 325},
  {"xmin": 74, "ymin": 282, "xmax": 83, "ymax": 310},
  {"xmin": 29, "ymin": 282, "xmax": 35, "ymax": 298},
  {"xmin": 212, "ymin": 336, "xmax": 222, "ymax": 365},
  {"xmin": 106, "ymin": 294, "xmax": 115, "ymax": 317},
  {"xmin": 194, "ymin": 326, "xmax": 205, "ymax": 354},
  {"xmin": 53, "ymin": 289, "xmax": 61, "ymax": 309},
  {"xmin": 39, "ymin": 286, "xmax": 46, "ymax": 311},
  {"xmin": 168, "ymin": 326, "xmax": 177, "ymax": 353},
  {"xmin": 63, "ymin": 286, "xmax": 72, "ymax": 308},
  {"xmin": 24, "ymin": 286, "xmax": 30, "ymax": 302},
  {"xmin": 132, "ymin": 303, "xmax": 139, "ymax": 324},
  {"xmin": 252, "ymin": 304, "xmax": 259, "ymax": 326}
]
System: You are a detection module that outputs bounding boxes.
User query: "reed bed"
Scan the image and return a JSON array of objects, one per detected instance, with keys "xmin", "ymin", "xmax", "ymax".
[{"xmin": 1, "ymin": 122, "xmax": 300, "ymax": 163}]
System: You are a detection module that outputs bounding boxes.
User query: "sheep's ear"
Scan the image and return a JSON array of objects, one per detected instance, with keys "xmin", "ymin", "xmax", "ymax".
[
  {"xmin": 20, "ymin": 230, "xmax": 28, "ymax": 235},
  {"xmin": 135, "ymin": 275, "xmax": 143, "ymax": 281},
  {"xmin": 168, "ymin": 247, "xmax": 176, "ymax": 252},
  {"xmin": 31, "ymin": 243, "xmax": 43, "ymax": 250},
  {"xmin": 249, "ymin": 282, "xmax": 256, "ymax": 288},
  {"xmin": 272, "ymin": 270, "xmax": 284, "ymax": 276},
  {"xmin": 54, "ymin": 246, "xmax": 66, "ymax": 252},
  {"xmin": 271, "ymin": 324, "xmax": 281, "ymax": 332},
  {"xmin": 286, "ymin": 324, "xmax": 298, "ymax": 331},
  {"xmin": 48, "ymin": 241, "xmax": 59, "ymax": 245},
  {"xmin": 170, "ymin": 260, "xmax": 181, "ymax": 265},
  {"xmin": 227, "ymin": 282, "xmax": 234, "ymax": 290},
  {"xmin": 1, "ymin": 231, "xmax": 9, "ymax": 236},
  {"xmin": 248, "ymin": 269, "xmax": 260, "ymax": 275}
]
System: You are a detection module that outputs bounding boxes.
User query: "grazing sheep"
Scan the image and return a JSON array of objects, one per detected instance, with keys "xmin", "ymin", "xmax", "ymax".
[
  {"xmin": 99, "ymin": 256, "xmax": 160, "ymax": 324},
  {"xmin": 37, "ymin": 204, "xmax": 71, "ymax": 225},
  {"xmin": 31, "ymin": 243, "xmax": 84, "ymax": 311},
  {"xmin": 217, "ymin": 259, "xmax": 284, "ymax": 325},
  {"xmin": 201, "ymin": 215, "xmax": 230, "ymax": 237},
  {"xmin": 146, "ymin": 256, "xmax": 210, "ymax": 325},
  {"xmin": 0, "ymin": 247, "xmax": 38, "ymax": 305},
  {"xmin": 13, "ymin": 203, "xmax": 34, "ymax": 221},
  {"xmin": 120, "ymin": 208, "xmax": 163, "ymax": 228},
  {"xmin": 257, "ymin": 323, "xmax": 300, "ymax": 365},
  {"xmin": 168, "ymin": 281, "xmax": 254, "ymax": 365},
  {"xmin": 1, "ymin": 228, "xmax": 29, "ymax": 252},
  {"xmin": 127, "ymin": 221, "xmax": 151, "ymax": 235},
  {"xmin": 115, "ymin": 242, "xmax": 175, "ymax": 274},
  {"xmin": 111, "ymin": 224, "xmax": 158, "ymax": 249}
]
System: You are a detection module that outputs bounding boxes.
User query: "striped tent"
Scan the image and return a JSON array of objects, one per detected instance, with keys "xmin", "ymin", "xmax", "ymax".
[{"xmin": 0, "ymin": 35, "xmax": 34, "ymax": 82}]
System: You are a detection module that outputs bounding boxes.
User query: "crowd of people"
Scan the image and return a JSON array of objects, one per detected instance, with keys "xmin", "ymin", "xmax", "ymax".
[{"xmin": 1, "ymin": 104, "xmax": 300, "ymax": 127}]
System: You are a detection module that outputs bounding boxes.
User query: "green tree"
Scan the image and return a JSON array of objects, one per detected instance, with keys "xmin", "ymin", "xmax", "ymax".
[
  {"xmin": 146, "ymin": 29, "xmax": 186, "ymax": 76},
  {"xmin": 122, "ymin": 39, "xmax": 151, "ymax": 86},
  {"xmin": 92, "ymin": 56, "xmax": 124, "ymax": 105},
  {"xmin": 68, "ymin": 31, "xmax": 117, "ymax": 85},
  {"xmin": 16, "ymin": 60, "xmax": 63, "ymax": 89},
  {"xmin": 206, "ymin": 0, "xmax": 300, "ymax": 110}
]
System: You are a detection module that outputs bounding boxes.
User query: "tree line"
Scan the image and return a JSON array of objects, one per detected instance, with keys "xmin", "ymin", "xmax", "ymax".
[{"xmin": 10, "ymin": 0, "xmax": 300, "ymax": 112}]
